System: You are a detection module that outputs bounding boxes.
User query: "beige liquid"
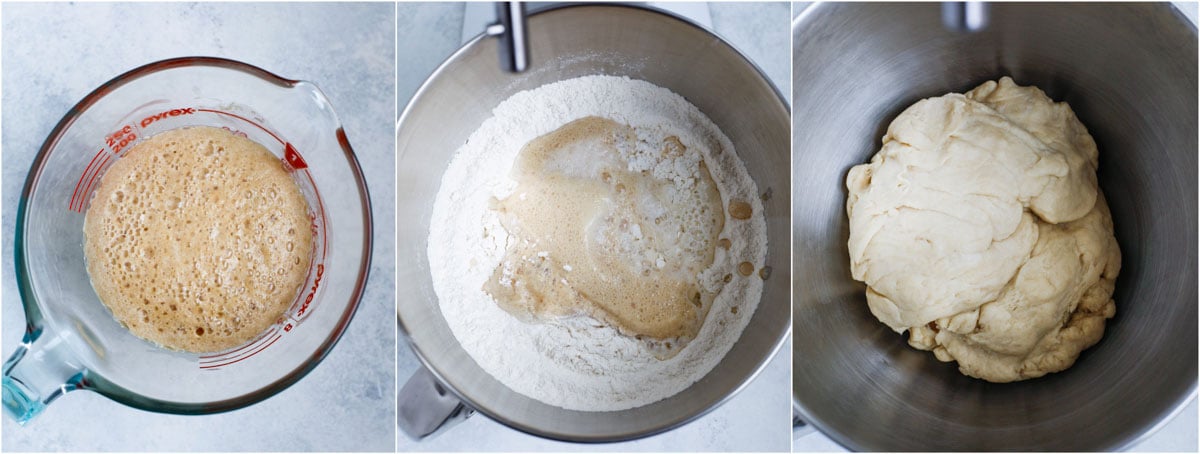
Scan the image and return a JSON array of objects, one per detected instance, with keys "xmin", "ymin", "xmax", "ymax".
[
  {"xmin": 83, "ymin": 126, "xmax": 313, "ymax": 353},
  {"xmin": 484, "ymin": 116, "xmax": 725, "ymax": 353}
]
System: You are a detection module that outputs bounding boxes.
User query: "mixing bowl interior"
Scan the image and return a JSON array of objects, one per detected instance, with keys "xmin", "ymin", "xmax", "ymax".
[
  {"xmin": 396, "ymin": 5, "xmax": 790, "ymax": 441},
  {"xmin": 791, "ymin": 3, "xmax": 1197, "ymax": 451}
]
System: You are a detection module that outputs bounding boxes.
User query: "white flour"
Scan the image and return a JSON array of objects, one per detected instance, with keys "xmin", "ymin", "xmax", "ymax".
[{"xmin": 428, "ymin": 75, "xmax": 767, "ymax": 411}]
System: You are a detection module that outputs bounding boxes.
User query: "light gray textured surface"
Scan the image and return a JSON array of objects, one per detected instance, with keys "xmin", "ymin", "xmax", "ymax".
[
  {"xmin": 789, "ymin": 1, "xmax": 1197, "ymax": 451},
  {"xmin": 711, "ymin": 2, "xmax": 790, "ymax": 101},
  {"xmin": 397, "ymin": 2, "xmax": 466, "ymax": 119},
  {"xmin": 395, "ymin": 2, "xmax": 791, "ymax": 451},
  {"xmin": 1, "ymin": 3, "xmax": 396, "ymax": 451}
]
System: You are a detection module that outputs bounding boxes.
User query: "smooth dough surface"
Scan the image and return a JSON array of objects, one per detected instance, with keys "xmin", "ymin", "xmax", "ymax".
[{"xmin": 845, "ymin": 77, "xmax": 1121, "ymax": 382}]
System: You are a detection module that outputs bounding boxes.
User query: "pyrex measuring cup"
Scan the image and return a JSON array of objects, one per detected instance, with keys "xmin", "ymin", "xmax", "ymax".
[{"xmin": 3, "ymin": 57, "xmax": 373, "ymax": 423}]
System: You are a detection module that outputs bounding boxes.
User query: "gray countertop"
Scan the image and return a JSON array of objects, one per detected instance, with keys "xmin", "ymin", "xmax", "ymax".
[
  {"xmin": 395, "ymin": 2, "xmax": 793, "ymax": 451},
  {"xmin": 1, "ymin": 3, "xmax": 397, "ymax": 451},
  {"xmin": 4, "ymin": 2, "xmax": 1190, "ymax": 452}
]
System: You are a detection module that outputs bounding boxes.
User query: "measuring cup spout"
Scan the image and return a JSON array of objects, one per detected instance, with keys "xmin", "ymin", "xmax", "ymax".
[{"xmin": 3, "ymin": 326, "xmax": 86, "ymax": 425}]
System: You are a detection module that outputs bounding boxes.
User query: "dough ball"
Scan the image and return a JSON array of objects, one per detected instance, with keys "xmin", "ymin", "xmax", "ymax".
[{"xmin": 846, "ymin": 77, "xmax": 1121, "ymax": 382}]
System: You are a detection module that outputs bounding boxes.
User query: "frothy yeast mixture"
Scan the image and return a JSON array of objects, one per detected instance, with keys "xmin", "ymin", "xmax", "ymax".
[
  {"xmin": 484, "ymin": 116, "xmax": 724, "ymax": 357},
  {"xmin": 429, "ymin": 76, "xmax": 769, "ymax": 411},
  {"xmin": 84, "ymin": 126, "xmax": 313, "ymax": 353}
]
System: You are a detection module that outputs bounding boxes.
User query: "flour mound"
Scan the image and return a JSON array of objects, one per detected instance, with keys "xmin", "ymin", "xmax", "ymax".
[{"xmin": 429, "ymin": 75, "xmax": 767, "ymax": 410}]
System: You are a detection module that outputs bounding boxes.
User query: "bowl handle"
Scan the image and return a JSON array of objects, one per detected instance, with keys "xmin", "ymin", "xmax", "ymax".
[
  {"xmin": 942, "ymin": 1, "xmax": 989, "ymax": 32},
  {"xmin": 2, "ymin": 325, "xmax": 86, "ymax": 425},
  {"xmin": 485, "ymin": 2, "xmax": 529, "ymax": 72},
  {"xmin": 397, "ymin": 366, "xmax": 474, "ymax": 440},
  {"xmin": 793, "ymin": 402, "xmax": 816, "ymax": 439}
]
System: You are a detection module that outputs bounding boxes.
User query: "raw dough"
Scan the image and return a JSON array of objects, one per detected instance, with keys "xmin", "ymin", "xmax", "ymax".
[{"xmin": 845, "ymin": 77, "xmax": 1121, "ymax": 382}]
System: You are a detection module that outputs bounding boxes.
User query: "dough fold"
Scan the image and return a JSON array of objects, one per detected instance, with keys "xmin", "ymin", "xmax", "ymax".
[{"xmin": 846, "ymin": 77, "xmax": 1121, "ymax": 382}]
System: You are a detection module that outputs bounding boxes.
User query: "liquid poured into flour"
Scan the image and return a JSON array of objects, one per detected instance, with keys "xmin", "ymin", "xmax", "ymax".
[
  {"xmin": 429, "ymin": 75, "xmax": 768, "ymax": 411},
  {"xmin": 484, "ymin": 116, "xmax": 724, "ymax": 358}
]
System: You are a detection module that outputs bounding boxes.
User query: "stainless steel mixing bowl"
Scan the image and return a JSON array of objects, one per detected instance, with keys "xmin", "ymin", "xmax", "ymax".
[
  {"xmin": 396, "ymin": 4, "xmax": 789, "ymax": 441},
  {"xmin": 792, "ymin": 2, "xmax": 1197, "ymax": 451}
]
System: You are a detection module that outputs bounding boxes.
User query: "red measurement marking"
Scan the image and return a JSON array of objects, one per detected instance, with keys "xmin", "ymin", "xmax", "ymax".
[
  {"xmin": 284, "ymin": 143, "xmax": 307, "ymax": 169},
  {"xmin": 69, "ymin": 148, "xmax": 108, "ymax": 212},
  {"xmin": 105, "ymin": 125, "xmax": 133, "ymax": 147},
  {"xmin": 139, "ymin": 108, "xmax": 195, "ymax": 128},
  {"xmin": 304, "ymin": 171, "xmax": 329, "ymax": 255},
  {"xmin": 110, "ymin": 133, "xmax": 137, "ymax": 155},
  {"xmin": 287, "ymin": 233, "xmax": 318, "ymax": 317},
  {"xmin": 199, "ymin": 332, "xmax": 277, "ymax": 366},
  {"xmin": 196, "ymin": 108, "xmax": 284, "ymax": 145},
  {"xmin": 105, "ymin": 125, "xmax": 137, "ymax": 155},
  {"xmin": 199, "ymin": 329, "xmax": 273, "ymax": 360},
  {"xmin": 282, "ymin": 170, "xmax": 330, "ymax": 323},
  {"xmin": 200, "ymin": 333, "xmax": 282, "ymax": 370},
  {"xmin": 296, "ymin": 264, "xmax": 325, "ymax": 318},
  {"xmin": 76, "ymin": 153, "xmax": 112, "ymax": 212}
]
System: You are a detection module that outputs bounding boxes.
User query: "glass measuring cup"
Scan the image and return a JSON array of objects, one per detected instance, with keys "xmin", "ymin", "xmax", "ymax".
[{"xmin": 3, "ymin": 57, "xmax": 373, "ymax": 424}]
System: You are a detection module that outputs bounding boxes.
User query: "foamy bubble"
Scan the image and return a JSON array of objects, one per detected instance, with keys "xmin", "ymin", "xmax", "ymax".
[{"xmin": 83, "ymin": 126, "xmax": 314, "ymax": 353}]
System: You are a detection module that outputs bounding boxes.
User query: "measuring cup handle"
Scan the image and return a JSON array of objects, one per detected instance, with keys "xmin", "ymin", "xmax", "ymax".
[
  {"xmin": 397, "ymin": 366, "xmax": 474, "ymax": 440},
  {"xmin": 3, "ymin": 326, "xmax": 86, "ymax": 425}
]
